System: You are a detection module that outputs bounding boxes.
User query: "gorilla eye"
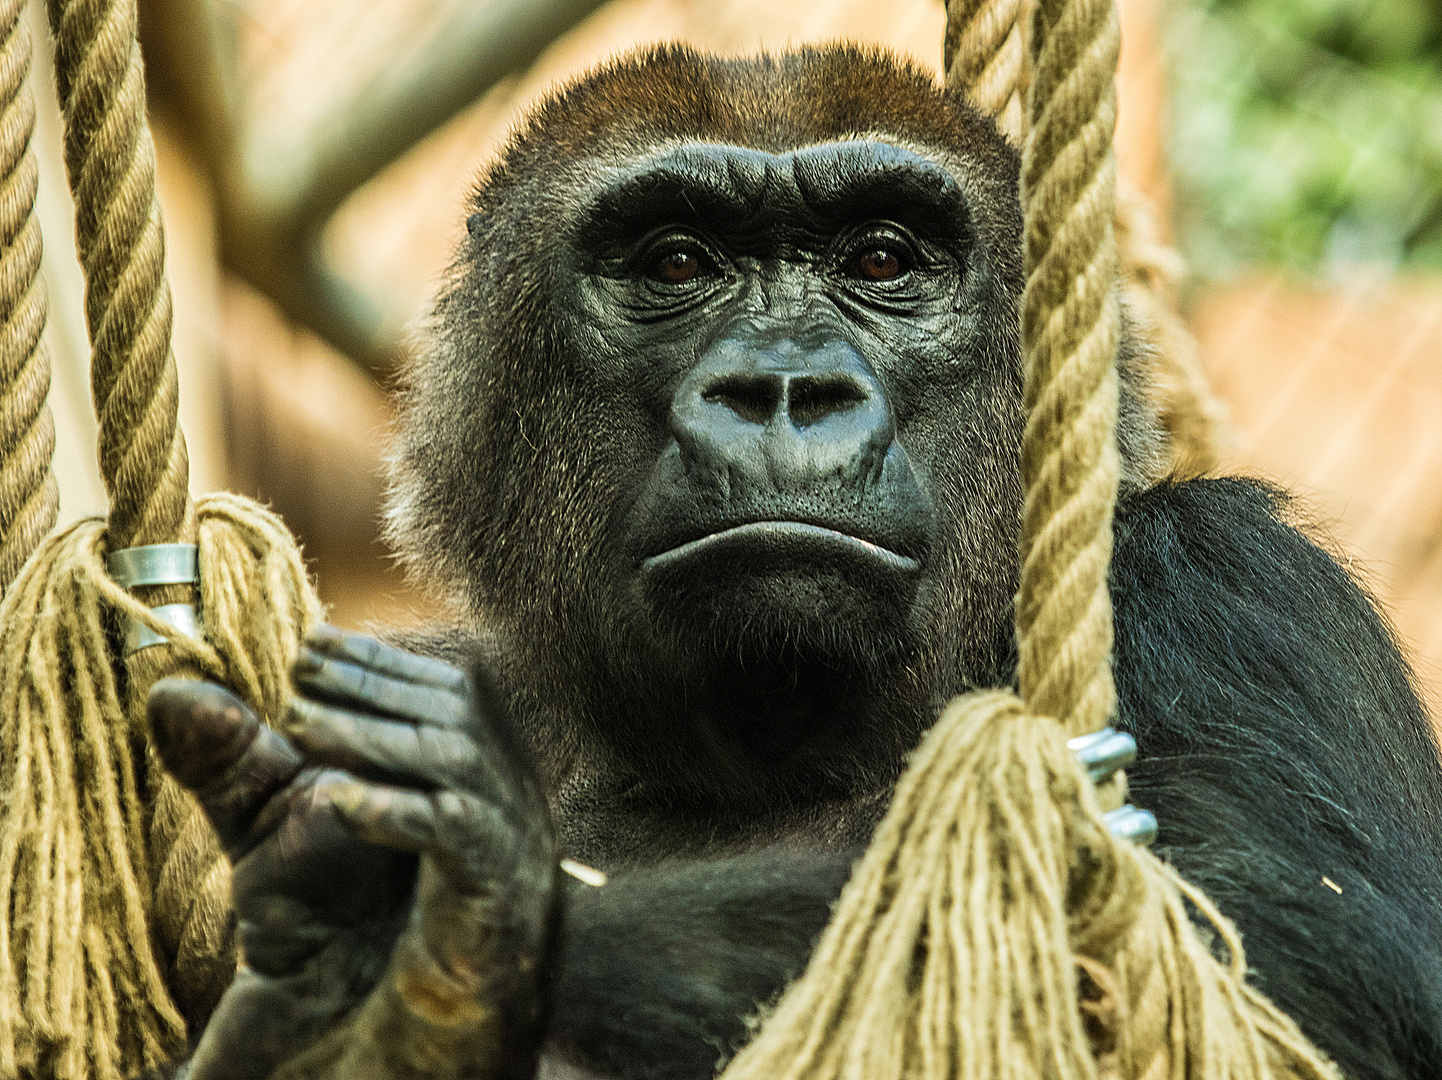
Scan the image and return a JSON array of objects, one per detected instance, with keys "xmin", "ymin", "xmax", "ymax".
[
  {"xmin": 850, "ymin": 247, "xmax": 906, "ymax": 282},
  {"xmin": 652, "ymin": 251, "xmax": 701, "ymax": 284}
]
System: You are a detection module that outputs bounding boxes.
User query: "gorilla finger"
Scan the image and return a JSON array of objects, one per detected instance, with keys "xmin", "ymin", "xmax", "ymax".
[
  {"xmin": 284, "ymin": 697, "xmax": 489, "ymax": 790},
  {"xmin": 319, "ymin": 778, "xmax": 515, "ymax": 887},
  {"xmin": 149, "ymin": 679, "xmax": 303, "ymax": 857},
  {"xmin": 149, "ymin": 679, "xmax": 261, "ymax": 789},
  {"xmin": 234, "ymin": 768, "xmax": 416, "ymax": 916},
  {"xmin": 303, "ymin": 624, "xmax": 469, "ymax": 692},
  {"xmin": 291, "ymin": 649, "xmax": 470, "ymax": 731},
  {"xmin": 184, "ymin": 965, "xmax": 355, "ymax": 1080}
]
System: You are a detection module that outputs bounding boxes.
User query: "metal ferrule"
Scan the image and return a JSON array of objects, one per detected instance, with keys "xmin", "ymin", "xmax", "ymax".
[
  {"xmin": 1067, "ymin": 726, "xmax": 1137, "ymax": 785},
  {"xmin": 1104, "ymin": 804, "xmax": 1159, "ymax": 847},
  {"xmin": 106, "ymin": 543, "xmax": 200, "ymax": 589},
  {"xmin": 123, "ymin": 603, "xmax": 202, "ymax": 656}
]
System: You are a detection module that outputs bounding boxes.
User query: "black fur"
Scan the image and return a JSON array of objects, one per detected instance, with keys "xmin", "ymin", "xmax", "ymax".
[
  {"xmin": 501, "ymin": 479, "xmax": 1442, "ymax": 1080},
  {"xmin": 546, "ymin": 846, "xmax": 860, "ymax": 1080},
  {"xmin": 1116, "ymin": 480, "xmax": 1442, "ymax": 1080}
]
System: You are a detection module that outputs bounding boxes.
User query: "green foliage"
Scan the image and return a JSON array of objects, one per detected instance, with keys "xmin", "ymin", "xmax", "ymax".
[{"xmin": 1167, "ymin": 0, "xmax": 1442, "ymax": 276}]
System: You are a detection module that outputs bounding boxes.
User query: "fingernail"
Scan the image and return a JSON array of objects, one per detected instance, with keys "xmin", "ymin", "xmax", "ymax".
[
  {"xmin": 292, "ymin": 647, "xmax": 322, "ymax": 675},
  {"xmin": 307, "ymin": 624, "xmax": 343, "ymax": 650}
]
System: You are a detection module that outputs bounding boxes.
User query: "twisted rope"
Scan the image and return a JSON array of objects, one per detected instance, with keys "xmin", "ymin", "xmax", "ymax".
[
  {"xmin": 0, "ymin": 1, "xmax": 328, "ymax": 1076},
  {"xmin": 0, "ymin": 5, "xmax": 325, "ymax": 1076},
  {"xmin": 0, "ymin": 0, "xmax": 57, "ymax": 593},
  {"xmin": 0, "ymin": 495, "xmax": 322, "ymax": 1080},
  {"xmin": 944, "ymin": 0, "xmax": 1027, "ymax": 144},
  {"xmin": 44, "ymin": 0, "xmax": 188, "ymax": 550},
  {"xmin": 42, "ymin": 0, "xmax": 235, "ymax": 1035},
  {"xmin": 947, "ymin": 0, "xmax": 1224, "ymax": 485},
  {"xmin": 51, "ymin": 0, "xmax": 250, "ymax": 1047},
  {"xmin": 1014, "ymin": 0, "xmax": 1120, "ymax": 737}
]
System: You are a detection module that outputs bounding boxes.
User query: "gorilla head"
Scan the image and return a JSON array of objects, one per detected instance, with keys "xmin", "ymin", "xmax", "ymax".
[{"xmin": 385, "ymin": 45, "xmax": 1152, "ymax": 826}]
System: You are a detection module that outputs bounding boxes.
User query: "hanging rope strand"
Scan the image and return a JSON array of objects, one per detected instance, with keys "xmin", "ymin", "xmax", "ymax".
[
  {"xmin": 45, "ymin": 0, "xmax": 190, "ymax": 550},
  {"xmin": 42, "ymin": 0, "xmax": 248, "ymax": 1038},
  {"xmin": 0, "ymin": 0, "xmax": 56, "ymax": 593},
  {"xmin": 0, "ymin": 0, "xmax": 322, "ymax": 1075},
  {"xmin": 1014, "ymin": 0, "xmax": 1121, "ymax": 738}
]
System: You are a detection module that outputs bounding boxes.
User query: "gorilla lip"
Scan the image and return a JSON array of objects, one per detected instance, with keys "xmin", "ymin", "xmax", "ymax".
[{"xmin": 641, "ymin": 521, "xmax": 921, "ymax": 574}]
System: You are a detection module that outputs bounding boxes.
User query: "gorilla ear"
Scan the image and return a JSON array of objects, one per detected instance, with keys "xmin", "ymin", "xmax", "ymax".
[{"xmin": 467, "ymin": 212, "xmax": 486, "ymax": 238}]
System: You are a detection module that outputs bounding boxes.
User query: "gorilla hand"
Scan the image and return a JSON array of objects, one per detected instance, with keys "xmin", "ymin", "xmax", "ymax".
[{"xmin": 149, "ymin": 628, "xmax": 558, "ymax": 1080}]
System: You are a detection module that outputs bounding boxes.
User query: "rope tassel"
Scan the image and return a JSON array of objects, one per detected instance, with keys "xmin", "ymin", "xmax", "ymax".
[
  {"xmin": 0, "ymin": 494, "xmax": 323, "ymax": 1080},
  {"xmin": 719, "ymin": 692, "xmax": 1339, "ymax": 1080}
]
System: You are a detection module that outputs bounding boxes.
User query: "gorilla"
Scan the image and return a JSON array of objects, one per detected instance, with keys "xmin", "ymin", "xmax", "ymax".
[{"xmin": 148, "ymin": 44, "xmax": 1442, "ymax": 1080}]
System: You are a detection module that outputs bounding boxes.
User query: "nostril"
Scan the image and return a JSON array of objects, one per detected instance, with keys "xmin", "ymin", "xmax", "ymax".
[
  {"xmin": 702, "ymin": 375, "xmax": 781, "ymax": 426},
  {"xmin": 786, "ymin": 376, "xmax": 869, "ymax": 428}
]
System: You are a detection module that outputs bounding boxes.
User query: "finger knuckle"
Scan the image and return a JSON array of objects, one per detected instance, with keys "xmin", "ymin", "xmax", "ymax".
[{"xmin": 431, "ymin": 789, "xmax": 472, "ymax": 832}]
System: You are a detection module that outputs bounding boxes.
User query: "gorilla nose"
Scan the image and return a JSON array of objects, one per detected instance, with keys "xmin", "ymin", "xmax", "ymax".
[
  {"xmin": 671, "ymin": 337, "xmax": 895, "ymax": 490},
  {"xmin": 703, "ymin": 372, "xmax": 869, "ymax": 428}
]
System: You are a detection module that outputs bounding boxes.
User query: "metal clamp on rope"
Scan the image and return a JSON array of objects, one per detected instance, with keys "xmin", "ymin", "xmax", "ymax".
[
  {"xmin": 106, "ymin": 543, "xmax": 199, "ymax": 589},
  {"xmin": 1068, "ymin": 727, "xmax": 1158, "ymax": 847},
  {"xmin": 105, "ymin": 544, "xmax": 202, "ymax": 656},
  {"xmin": 1104, "ymin": 805, "xmax": 1159, "ymax": 846},
  {"xmin": 121, "ymin": 603, "xmax": 202, "ymax": 656}
]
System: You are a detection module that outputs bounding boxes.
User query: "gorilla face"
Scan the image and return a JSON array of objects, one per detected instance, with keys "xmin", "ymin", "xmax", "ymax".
[
  {"xmin": 579, "ymin": 141, "xmax": 978, "ymax": 667},
  {"xmin": 389, "ymin": 47, "xmax": 1030, "ymax": 798}
]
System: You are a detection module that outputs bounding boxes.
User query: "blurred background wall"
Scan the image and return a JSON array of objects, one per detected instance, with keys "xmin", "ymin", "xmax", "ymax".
[{"xmin": 28, "ymin": 0, "xmax": 1442, "ymax": 717}]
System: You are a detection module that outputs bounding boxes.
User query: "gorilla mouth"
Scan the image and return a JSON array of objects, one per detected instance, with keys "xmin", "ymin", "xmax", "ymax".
[{"xmin": 641, "ymin": 520, "xmax": 921, "ymax": 575}]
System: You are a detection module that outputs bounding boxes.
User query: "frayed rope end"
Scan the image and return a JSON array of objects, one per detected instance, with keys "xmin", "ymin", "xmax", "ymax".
[
  {"xmin": 0, "ymin": 493, "xmax": 323, "ymax": 1080},
  {"xmin": 718, "ymin": 690, "xmax": 1340, "ymax": 1080}
]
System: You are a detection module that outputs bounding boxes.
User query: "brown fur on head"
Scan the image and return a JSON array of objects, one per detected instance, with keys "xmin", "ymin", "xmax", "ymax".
[
  {"xmin": 475, "ymin": 44, "xmax": 1015, "ymax": 190},
  {"xmin": 387, "ymin": 43, "xmax": 1027, "ymax": 604}
]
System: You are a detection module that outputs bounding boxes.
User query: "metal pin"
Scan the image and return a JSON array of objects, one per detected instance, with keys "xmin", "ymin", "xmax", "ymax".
[
  {"xmin": 123, "ymin": 603, "xmax": 202, "ymax": 656},
  {"xmin": 1067, "ymin": 727, "xmax": 1137, "ymax": 785},
  {"xmin": 1104, "ymin": 805, "xmax": 1158, "ymax": 846},
  {"xmin": 106, "ymin": 543, "xmax": 200, "ymax": 588}
]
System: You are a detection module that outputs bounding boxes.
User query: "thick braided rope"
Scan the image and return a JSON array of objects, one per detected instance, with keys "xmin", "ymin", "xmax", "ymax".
[
  {"xmin": 944, "ymin": 0, "xmax": 1027, "ymax": 144},
  {"xmin": 0, "ymin": 0, "xmax": 57, "ymax": 593},
  {"xmin": 1014, "ymin": 0, "xmax": 1121, "ymax": 739},
  {"xmin": 1008, "ymin": 7, "xmax": 1334, "ymax": 1075},
  {"xmin": 45, "ymin": 0, "xmax": 188, "ymax": 550},
  {"xmin": 948, "ymin": 0, "xmax": 1222, "ymax": 484},
  {"xmin": 43, "ymin": 0, "xmax": 235, "ymax": 1036}
]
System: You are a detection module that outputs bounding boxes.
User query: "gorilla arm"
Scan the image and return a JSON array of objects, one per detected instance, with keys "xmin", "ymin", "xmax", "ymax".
[
  {"xmin": 148, "ymin": 632, "xmax": 855, "ymax": 1080},
  {"xmin": 1112, "ymin": 478, "xmax": 1442, "ymax": 1080},
  {"xmin": 545, "ymin": 846, "xmax": 859, "ymax": 1079}
]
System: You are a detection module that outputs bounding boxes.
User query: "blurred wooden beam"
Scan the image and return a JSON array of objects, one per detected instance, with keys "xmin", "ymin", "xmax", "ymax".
[
  {"xmin": 140, "ymin": 0, "xmax": 609, "ymax": 377},
  {"xmin": 240, "ymin": 0, "xmax": 611, "ymax": 229}
]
